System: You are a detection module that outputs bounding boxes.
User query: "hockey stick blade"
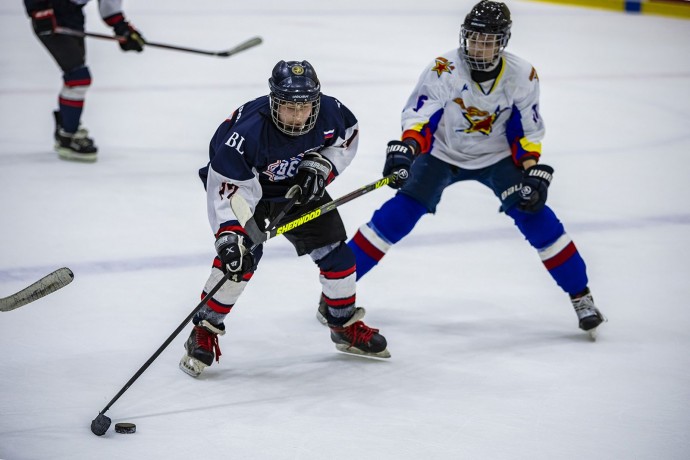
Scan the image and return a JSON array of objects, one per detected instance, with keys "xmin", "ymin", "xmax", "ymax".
[
  {"xmin": 216, "ymin": 36, "xmax": 263, "ymax": 57},
  {"xmin": 0, "ymin": 268, "xmax": 74, "ymax": 312}
]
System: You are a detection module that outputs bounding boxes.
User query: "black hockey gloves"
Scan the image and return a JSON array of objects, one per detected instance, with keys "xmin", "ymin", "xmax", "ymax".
[
  {"xmin": 215, "ymin": 232, "xmax": 254, "ymax": 282},
  {"xmin": 112, "ymin": 20, "xmax": 145, "ymax": 52},
  {"xmin": 30, "ymin": 8, "xmax": 56, "ymax": 36},
  {"xmin": 293, "ymin": 153, "xmax": 332, "ymax": 204},
  {"xmin": 383, "ymin": 140, "xmax": 416, "ymax": 189},
  {"xmin": 518, "ymin": 164, "xmax": 554, "ymax": 213}
]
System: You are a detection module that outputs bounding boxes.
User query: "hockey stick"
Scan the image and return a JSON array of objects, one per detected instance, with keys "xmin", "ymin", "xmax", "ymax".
[
  {"xmin": 90, "ymin": 174, "xmax": 394, "ymax": 436},
  {"xmin": 255, "ymin": 173, "xmax": 397, "ymax": 244},
  {"xmin": 54, "ymin": 27, "xmax": 262, "ymax": 58},
  {"xmin": 0, "ymin": 268, "xmax": 74, "ymax": 312},
  {"xmin": 90, "ymin": 196, "xmax": 299, "ymax": 436}
]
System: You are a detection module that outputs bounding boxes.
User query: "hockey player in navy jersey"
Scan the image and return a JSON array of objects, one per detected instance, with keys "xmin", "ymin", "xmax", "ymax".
[
  {"xmin": 179, "ymin": 60, "xmax": 390, "ymax": 377},
  {"xmin": 343, "ymin": 1, "xmax": 606, "ymax": 337},
  {"xmin": 24, "ymin": 0, "xmax": 145, "ymax": 162}
]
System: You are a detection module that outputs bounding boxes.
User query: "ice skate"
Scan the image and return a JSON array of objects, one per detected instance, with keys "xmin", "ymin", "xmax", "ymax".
[
  {"xmin": 328, "ymin": 307, "xmax": 390, "ymax": 358},
  {"xmin": 179, "ymin": 320, "xmax": 225, "ymax": 377},
  {"xmin": 53, "ymin": 111, "xmax": 98, "ymax": 162},
  {"xmin": 571, "ymin": 289, "xmax": 606, "ymax": 340}
]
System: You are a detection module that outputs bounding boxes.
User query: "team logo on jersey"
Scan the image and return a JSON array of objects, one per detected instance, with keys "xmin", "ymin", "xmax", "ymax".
[
  {"xmin": 262, "ymin": 147, "xmax": 323, "ymax": 182},
  {"xmin": 453, "ymin": 97, "xmax": 509, "ymax": 135},
  {"xmin": 431, "ymin": 57, "xmax": 455, "ymax": 77}
]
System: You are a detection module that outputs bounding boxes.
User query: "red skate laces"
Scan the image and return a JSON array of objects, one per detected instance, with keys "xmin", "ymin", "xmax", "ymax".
[{"xmin": 195, "ymin": 326, "xmax": 222, "ymax": 362}]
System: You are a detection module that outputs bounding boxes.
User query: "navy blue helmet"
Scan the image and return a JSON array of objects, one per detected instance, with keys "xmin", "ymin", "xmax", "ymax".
[{"xmin": 268, "ymin": 60, "xmax": 321, "ymax": 135}]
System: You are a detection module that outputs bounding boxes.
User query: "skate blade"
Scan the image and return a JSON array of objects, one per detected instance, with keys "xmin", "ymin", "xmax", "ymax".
[
  {"xmin": 55, "ymin": 145, "xmax": 98, "ymax": 163},
  {"xmin": 335, "ymin": 343, "xmax": 391, "ymax": 359},
  {"xmin": 316, "ymin": 310, "xmax": 328, "ymax": 326},
  {"xmin": 585, "ymin": 315, "xmax": 607, "ymax": 341},
  {"xmin": 587, "ymin": 327, "xmax": 599, "ymax": 341},
  {"xmin": 179, "ymin": 354, "xmax": 207, "ymax": 378}
]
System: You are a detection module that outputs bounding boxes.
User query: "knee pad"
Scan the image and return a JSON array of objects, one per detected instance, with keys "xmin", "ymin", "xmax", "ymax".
[
  {"xmin": 370, "ymin": 193, "xmax": 427, "ymax": 244},
  {"xmin": 312, "ymin": 241, "xmax": 355, "ymax": 272},
  {"xmin": 60, "ymin": 66, "xmax": 92, "ymax": 106},
  {"xmin": 507, "ymin": 205, "xmax": 564, "ymax": 249}
]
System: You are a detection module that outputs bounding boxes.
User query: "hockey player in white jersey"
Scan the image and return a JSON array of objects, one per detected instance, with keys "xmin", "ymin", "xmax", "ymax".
[
  {"xmin": 24, "ymin": 0, "xmax": 145, "ymax": 162},
  {"xmin": 345, "ymin": 0, "xmax": 605, "ymax": 337}
]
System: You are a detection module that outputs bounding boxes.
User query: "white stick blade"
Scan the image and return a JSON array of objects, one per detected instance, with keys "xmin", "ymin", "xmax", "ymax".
[{"xmin": 0, "ymin": 268, "xmax": 74, "ymax": 312}]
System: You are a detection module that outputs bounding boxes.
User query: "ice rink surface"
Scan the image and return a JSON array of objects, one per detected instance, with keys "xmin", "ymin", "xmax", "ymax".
[{"xmin": 1, "ymin": 1, "xmax": 689, "ymax": 459}]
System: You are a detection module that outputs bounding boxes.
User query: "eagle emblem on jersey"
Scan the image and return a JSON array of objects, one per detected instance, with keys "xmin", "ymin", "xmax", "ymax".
[
  {"xmin": 431, "ymin": 57, "xmax": 455, "ymax": 77},
  {"xmin": 453, "ymin": 97, "xmax": 509, "ymax": 136}
]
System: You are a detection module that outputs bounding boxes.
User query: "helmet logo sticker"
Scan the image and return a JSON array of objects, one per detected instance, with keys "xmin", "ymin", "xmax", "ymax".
[{"xmin": 291, "ymin": 65, "xmax": 305, "ymax": 75}]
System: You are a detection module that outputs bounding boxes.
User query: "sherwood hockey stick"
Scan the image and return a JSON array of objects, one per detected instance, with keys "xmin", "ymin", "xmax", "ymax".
[
  {"xmin": 235, "ymin": 173, "xmax": 398, "ymax": 245},
  {"xmin": 0, "ymin": 268, "xmax": 74, "ymax": 312},
  {"xmin": 54, "ymin": 27, "xmax": 262, "ymax": 58},
  {"xmin": 90, "ymin": 174, "xmax": 394, "ymax": 436}
]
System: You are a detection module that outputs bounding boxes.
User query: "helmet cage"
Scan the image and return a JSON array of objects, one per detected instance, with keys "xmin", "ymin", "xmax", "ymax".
[
  {"xmin": 459, "ymin": 27, "xmax": 510, "ymax": 71},
  {"xmin": 269, "ymin": 95, "xmax": 321, "ymax": 136}
]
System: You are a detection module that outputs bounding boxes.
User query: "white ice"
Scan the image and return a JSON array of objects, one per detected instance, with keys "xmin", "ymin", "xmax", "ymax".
[{"xmin": 1, "ymin": 1, "xmax": 689, "ymax": 459}]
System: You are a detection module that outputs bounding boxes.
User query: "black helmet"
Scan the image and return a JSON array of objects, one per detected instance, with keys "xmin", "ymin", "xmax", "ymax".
[
  {"xmin": 459, "ymin": 1, "xmax": 512, "ymax": 71},
  {"xmin": 268, "ymin": 60, "xmax": 321, "ymax": 135}
]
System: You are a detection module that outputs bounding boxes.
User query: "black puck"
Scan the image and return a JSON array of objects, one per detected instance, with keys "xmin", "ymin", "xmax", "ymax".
[{"xmin": 114, "ymin": 422, "xmax": 136, "ymax": 434}]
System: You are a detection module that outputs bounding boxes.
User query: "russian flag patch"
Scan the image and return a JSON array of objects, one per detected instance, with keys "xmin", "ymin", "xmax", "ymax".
[{"xmin": 324, "ymin": 129, "xmax": 334, "ymax": 139}]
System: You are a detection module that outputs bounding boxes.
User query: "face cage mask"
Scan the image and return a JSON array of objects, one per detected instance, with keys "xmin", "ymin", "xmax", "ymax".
[
  {"xmin": 270, "ymin": 95, "xmax": 321, "ymax": 136},
  {"xmin": 459, "ymin": 28, "xmax": 509, "ymax": 71}
]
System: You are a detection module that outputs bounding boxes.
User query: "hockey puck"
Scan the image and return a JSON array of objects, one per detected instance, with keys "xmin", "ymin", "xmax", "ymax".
[{"xmin": 114, "ymin": 422, "xmax": 136, "ymax": 434}]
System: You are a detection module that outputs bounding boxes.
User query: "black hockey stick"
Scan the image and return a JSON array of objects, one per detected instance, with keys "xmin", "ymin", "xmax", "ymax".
[
  {"xmin": 54, "ymin": 27, "xmax": 262, "ymax": 58},
  {"xmin": 90, "ymin": 196, "xmax": 299, "ymax": 436},
  {"xmin": 0, "ymin": 268, "xmax": 74, "ymax": 312}
]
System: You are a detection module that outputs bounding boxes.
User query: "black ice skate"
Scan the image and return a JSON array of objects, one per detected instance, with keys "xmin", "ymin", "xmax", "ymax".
[
  {"xmin": 53, "ymin": 111, "xmax": 98, "ymax": 162},
  {"xmin": 179, "ymin": 320, "xmax": 225, "ymax": 377},
  {"xmin": 328, "ymin": 307, "xmax": 390, "ymax": 358},
  {"xmin": 571, "ymin": 289, "xmax": 606, "ymax": 340}
]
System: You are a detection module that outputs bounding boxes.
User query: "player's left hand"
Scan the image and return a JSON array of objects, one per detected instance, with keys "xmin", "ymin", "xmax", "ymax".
[
  {"xmin": 292, "ymin": 153, "xmax": 332, "ymax": 204},
  {"xmin": 518, "ymin": 164, "xmax": 554, "ymax": 213},
  {"xmin": 383, "ymin": 140, "xmax": 415, "ymax": 189},
  {"xmin": 113, "ymin": 21, "xmax": 145, "ymax": 52}
]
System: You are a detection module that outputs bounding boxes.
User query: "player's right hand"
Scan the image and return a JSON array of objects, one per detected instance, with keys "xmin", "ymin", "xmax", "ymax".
[
  {"xmin": 113, "ymin": 21, "xmax": 145, "ymax": 52},
  {"xmin": 215, "ymin": 231, "xmax": 254, "ymax": 281},
  {"xmin": 383, "ymin": 140, "xmax": 416, "ymax": 189},
  {"xmin": 31, "ymin": 8, "xmax": 56, "ymax": 36}
]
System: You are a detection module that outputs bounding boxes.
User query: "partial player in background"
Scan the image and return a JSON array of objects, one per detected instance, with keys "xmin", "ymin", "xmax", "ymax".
[
  {"xmin": 179, "ymin": 60, "xmax": 390, "ymax": 378},
  {"xmin": 345, "ymin": 1, "xmax": 606, "ymax": 337},
  {"xmin": 24, "ymin": 0, "xmax": 145, "ymax": 162}
]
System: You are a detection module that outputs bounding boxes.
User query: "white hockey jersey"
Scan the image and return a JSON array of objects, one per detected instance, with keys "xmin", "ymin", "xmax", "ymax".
[{"xmin": 401, "ymin": 50, "xmax": 545, "ymax": 169}]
